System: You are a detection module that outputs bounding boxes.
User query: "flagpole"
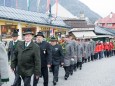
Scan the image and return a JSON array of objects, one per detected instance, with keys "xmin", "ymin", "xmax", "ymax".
[
  {"xmin": 46, "ymin": 0, "xmax": 50, "ymax": 12},
  {"xmin": 27, "ymin": 0, "xmax": 31, "ymax": 11}
]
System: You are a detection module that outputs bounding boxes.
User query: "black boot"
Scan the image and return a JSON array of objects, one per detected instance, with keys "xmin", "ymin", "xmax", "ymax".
[{"xmin": 53, "ymin": 81, "xmax": 57, "ymax": 85}]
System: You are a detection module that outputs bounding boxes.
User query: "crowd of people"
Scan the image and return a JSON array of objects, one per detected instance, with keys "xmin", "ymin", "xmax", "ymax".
[{"xmin": 0, "ymin": 28, "xmax": 115, "ymax": 86}]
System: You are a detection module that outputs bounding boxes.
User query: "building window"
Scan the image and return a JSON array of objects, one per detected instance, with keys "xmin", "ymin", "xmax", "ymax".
[
  {"xmin": 107, "ymin": 23, "xmax": 112, "ymax": 26},
  {"xmin": 98, "ymin": 23, "xmax": 102, "ymax": 26},
  {"xmin": 1, "ymin": 25, "xmax": 17, "ymax": 39}
]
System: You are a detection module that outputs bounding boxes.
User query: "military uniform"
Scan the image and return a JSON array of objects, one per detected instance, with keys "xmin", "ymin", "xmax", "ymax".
[
  {"xmin": 33, "ymin": 32, "xmax": 52, "ymax": 86},
  {"xmin": 84, "ymin": 42, "xmax": 89, "ymax": 62},
  {"xmin": 73, "ymin": 41, "xmax": 78, "ymax": 71},
  {"xmin": 8, "ymin": 29, "xmax": 21, "ymax": 86},
  {"xmin": 64, "ymin": 41, "xmax": 74, "ymax": 80},
  {"xmin": 90, "ymin": 40, "xmax": 96, "ymax": 61},
  {"xmin": 77, "ymin": 42, "xmax": 83, "ymax": 70},
  {"xmin": 88, "ymin": 42, "xmax": 91, "ymax": 62},
  {"xmin": 51, "ymin": 42, "xmax": 64, "ymax": 85},
  {"xmin": 69, "ymin": 40, "xmax": 77, "ymax": 74},
  {"xmin": 8, "ymin": 40, "xmax": 22, "ymax": 86}
]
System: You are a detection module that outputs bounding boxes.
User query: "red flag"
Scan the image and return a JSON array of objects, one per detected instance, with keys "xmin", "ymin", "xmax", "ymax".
[
  {"xmin": 16, "ymin": 0, "xmax": 18, "ymax": 8},
  {"xmin": 46, "ymin": 0, "xmax": 50, "ymax": 12},
  {"xmin": 55, "ymin": 0, "xmax": 58, "ymax": 17}
]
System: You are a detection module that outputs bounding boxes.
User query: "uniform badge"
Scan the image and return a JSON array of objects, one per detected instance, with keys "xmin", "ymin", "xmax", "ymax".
[
  {"xmin": 43, "ymin": 49, "xmax": 46, "ymax": 54},
  {"xmin": 55, "ymin": 48, "xmax": 58, "ymax": 51}
]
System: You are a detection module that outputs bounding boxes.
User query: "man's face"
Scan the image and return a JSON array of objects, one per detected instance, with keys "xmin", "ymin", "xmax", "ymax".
[
  {"xmin": 50, "ymin": 41, "xmax": 56, "ymax": 46},
  {"xmin": 24, "ymin": 34, "xmax": 33, "ymax": 42},
  {"xmin": 12, "ymin": 37, "xmax": 18, "ymax": 41},
  {"xmin": 36, "ymin": 36, "xmax": 43, "ymax": 43},
  {"xmin": 64, "ymin": 37, "xmax": 69, "ymax": 42},
  {"xmin": 69, "ymin": 36, "xmax": 73, "ymax": 40}
]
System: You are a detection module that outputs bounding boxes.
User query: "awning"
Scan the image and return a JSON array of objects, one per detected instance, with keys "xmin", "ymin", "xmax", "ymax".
[{"xmin": 72, "ymin": 31, "xmax": 96, "ymax": 38}]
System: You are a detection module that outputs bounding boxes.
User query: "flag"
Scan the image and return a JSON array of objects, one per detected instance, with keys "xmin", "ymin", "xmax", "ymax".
[
  {"xmin": 27, "ymin": 0, "xmax": 31, "ymax": 11},
  {"xmin": 37, "ymin": 0, "xmax": 41, "ymax": 12},
  {"xmin": 46, "ymin": 0, "xmax": 50, "ymax": 12},
  {"xmin": 50, "ymin": 28, "xmax": 54, "ymax": 36},
  {"xmin": 16, "ymin": 0, "xmax": 18, "ymax": 8},
  {"xmin": 55, "ymin": 0, "xmax": 58, "ymax": 17}
]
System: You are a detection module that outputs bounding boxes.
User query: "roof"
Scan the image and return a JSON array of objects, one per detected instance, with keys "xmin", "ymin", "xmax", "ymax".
[
  {"xmin": 97, "ymin": 12, "xmax": 115, "ymax": 23},
  {"xmin": 102, "ymin": 27, "xmax": 115, "ymax": 35},
  {"xmin": 0, "ymin": 6, "xmax": 70, "ymax": 28},
  {"xmin": 95, "ymin": 26, "xmax": 114, "ymax": 35},
  {"xmin": 64, "ymin": 19, "xmax": 95, "ymax": 28},
  {"xmin": 51, "ymin": 3, "xmax": 76, "ymax": 18}
]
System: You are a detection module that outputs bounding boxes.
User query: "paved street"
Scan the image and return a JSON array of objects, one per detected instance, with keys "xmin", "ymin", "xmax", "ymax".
[{"xmin": 3, "ymin": 56, "xmax": 115, "ymax": 86}]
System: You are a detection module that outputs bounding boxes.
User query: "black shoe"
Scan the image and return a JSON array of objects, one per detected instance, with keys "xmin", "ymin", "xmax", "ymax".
[
  {"xmin": 80, "ymin": 67, "xmax": 82, "ymax": 70},
  {"xmin": 53, "ymin": 81, "xmax": 57, "ymax": 85},
  {"xmin": 74, "ymin": 68, "xmax": 77, "ymax": 71},
  {"xmin": 70, "ymin": 72, "xmax": 73, "ymax": 75},
  {"xmin": 64, "ymin": 77, "xmax": 68, "ymax": 80},
  {"xmin": 56, "ymin": 79, "xmax": 58, "ymax": 82}
]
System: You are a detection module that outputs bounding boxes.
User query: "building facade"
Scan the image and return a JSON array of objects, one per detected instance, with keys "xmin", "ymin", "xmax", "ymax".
[{"xmin": 96, "ymin": 12, "xmax": 115, "ymax": 29}]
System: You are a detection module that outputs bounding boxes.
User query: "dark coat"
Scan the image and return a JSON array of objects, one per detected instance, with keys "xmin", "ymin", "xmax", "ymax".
[
  {"xmin": 51, "ymin": 44, "xmax": 64, "ymax": 65},
  {"xmin": 37, "ymin": 41, "xmax": 52, "ymax": 67},
  {"xmin": 8, "ymin": 40, "xmax": 20, "ymax": 60},
  {"xmin": 11, "ymin": 41, "xmax": 41, "ymax": 77}
]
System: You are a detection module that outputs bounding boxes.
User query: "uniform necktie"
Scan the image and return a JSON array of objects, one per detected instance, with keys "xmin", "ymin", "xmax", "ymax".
[
  {"xmin": 14, "ymin": 42, "xmax": 16, "ymax": 45},
  {"xmin": 25, "ymin": 43, "xmax": 28, "ymax": 47}
]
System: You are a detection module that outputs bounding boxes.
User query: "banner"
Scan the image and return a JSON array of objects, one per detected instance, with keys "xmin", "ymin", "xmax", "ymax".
[
  {"xmin": 16, "ymin": 0, "xmax": 18, "ymax": 8},
  {"xmin": 55, "ymin": 0, "xmax": 58, "ymax": 17},
  {"xmin": 46, "ymin": 0, "xmax": 50, "ymax": 12}
]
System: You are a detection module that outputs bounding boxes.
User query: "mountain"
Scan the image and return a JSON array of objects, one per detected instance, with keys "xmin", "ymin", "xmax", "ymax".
[{"xmin": 0, "ymin": 0, "xmax": 101, "ymax": 23}]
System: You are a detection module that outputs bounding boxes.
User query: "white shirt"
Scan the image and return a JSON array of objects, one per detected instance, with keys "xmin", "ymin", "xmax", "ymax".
[
  {"xmin": 25, "ymin": 41, "xmax": 31, "ymax": 47},
  {"xmin": 13, "ymin": 40, "xmax": 18, "ymax": 45}
]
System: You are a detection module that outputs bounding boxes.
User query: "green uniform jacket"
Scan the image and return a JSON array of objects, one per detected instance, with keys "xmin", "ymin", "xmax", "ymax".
[{"xmin": 11, "ymin": 41, "xmax": 41, "ymax": 77}]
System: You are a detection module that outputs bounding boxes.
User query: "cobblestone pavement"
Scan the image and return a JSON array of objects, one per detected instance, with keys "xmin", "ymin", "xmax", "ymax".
[{"xmin": 3, "ymin": 56, "xmax": 115, "ymax": 86}]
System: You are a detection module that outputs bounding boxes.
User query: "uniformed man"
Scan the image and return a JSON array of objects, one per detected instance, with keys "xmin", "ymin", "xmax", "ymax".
[
  {"xmin": 81, "ymin": 38, "xmax": 85, "ymax": 63},
  {"xmin": 33, "ymin": 32, "xmax": 52, "ymax": 86},
  {"xmin": 8, "ymin": 29, "xmax": 20, "ymax": 61},
  {"xmin": 84, "ymin": 39, "xmax": 89, "ymax": 63},
  {"xmin": 73, "ymin": 38, "xmax": 78, "ymax": 71},
  {"xmin": 68, "ymin": 35, "xmax": 76, "ymax": 75},
  {"xmin": 90, "ymin": 39, "xmax": 96, "ymax": 61},
  {"xmin": 76, "ymin": 38, "xmax": 83, "ymax": 70},
  {"xmin": 87, "ymin": 39, "xmax": 91, "ymax": 62},
  {"xmin": 8, "ymin": 29, "xmax": 21, "ymax": 86},
  {"xmin": 50, "ymin": 37, "xmax": 64, "ymax": 85},
  {"xmin": 11, "ymin": 28, "xmax": 41, "ymax": 86},
  {"xmin": 63, "ymin": 35, "xmax": 74, "ymax": 80}
]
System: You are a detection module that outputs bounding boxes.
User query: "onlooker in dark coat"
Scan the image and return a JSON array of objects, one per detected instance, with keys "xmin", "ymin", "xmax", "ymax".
[
  {"xmin": 11, "ymin": 29, "xmax": 41, "ymax": 86},
  {"xmin": 0, "ymin": 41, "xmax": 9, "ymax": 86}
]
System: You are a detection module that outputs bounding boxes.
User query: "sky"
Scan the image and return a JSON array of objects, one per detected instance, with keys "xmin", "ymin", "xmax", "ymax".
[{"xmin": 79, "ymin": 0, "xmax": 115, "ymax": 17}]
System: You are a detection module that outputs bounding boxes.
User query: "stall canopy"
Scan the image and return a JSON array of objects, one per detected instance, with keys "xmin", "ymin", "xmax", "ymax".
[{"xmin": 72, "ymin": 31, "xmax": 96, "ymax": 38}]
